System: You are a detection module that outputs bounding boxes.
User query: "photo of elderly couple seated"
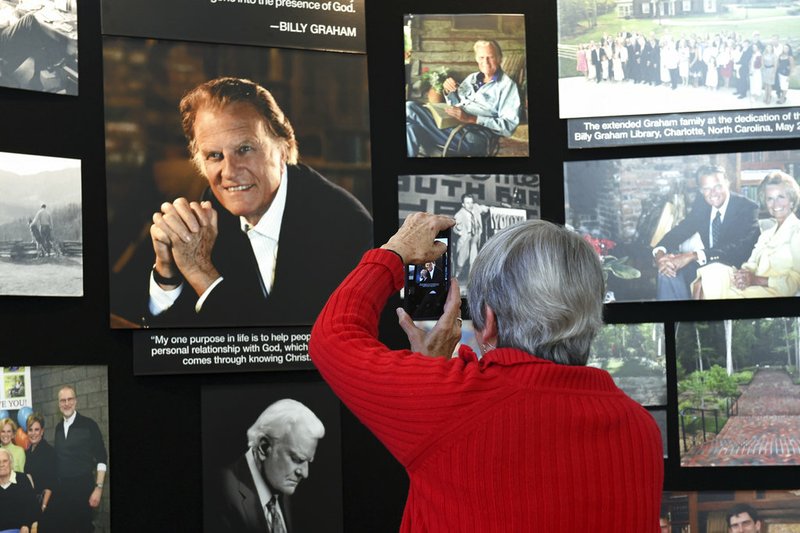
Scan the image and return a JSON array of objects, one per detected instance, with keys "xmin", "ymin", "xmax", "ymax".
[{"xmin": 565, "ymin": 150, "xmax": 800, "ymax": 303}]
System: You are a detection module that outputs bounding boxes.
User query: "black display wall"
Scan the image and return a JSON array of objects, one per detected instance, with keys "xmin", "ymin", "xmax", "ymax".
[{"xmin": 0, "ymin": 0, "xmax": 798, "ymax": 531}]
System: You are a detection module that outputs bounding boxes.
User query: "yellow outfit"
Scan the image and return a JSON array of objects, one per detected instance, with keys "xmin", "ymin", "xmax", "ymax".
[{"xmin": 696, "ymin": 212, "xmax": 800, "ymax": 299}]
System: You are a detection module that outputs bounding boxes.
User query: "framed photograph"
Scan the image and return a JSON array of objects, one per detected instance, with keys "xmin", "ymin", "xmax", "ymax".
[
  {"xmin": 677, "ymin": 316, "xmax": 800, "ymax": 467},
  {"xmin": 0, "ymin": 151, "xmax": 82, "ymax": 297},
  {"xmin": 202, "ymin": 381, "xmax": 342, "ymax": 533},
  {"xmin": 557, "ymin": 4, "xmax": 800, "ymax": 119},
  {"xmin": 564, "ymin": 150, "xmax": 800, "ymax": 303},
  {"xmin": 588, "ymin": 322, "xmax": 667, "ymax": 407},
  {"xmin": 403, "ymin": 13, "xmax": 528, "ymax": 157},
  {"xmin": 101, "ymin": 0, "xmax": 365, "ymax": 54},
  {"xmin": 0, "ymin": 365, "xmax": 110, "ymax": 532},
  {"xmin": 662, "ymin": 489, "xmax": 800, "ymax": 532},
  {"xmin": 399, "ymin": 173, "xmax": 540, "ymax": 296},
  {"xmin": 104, "ymin": 37, "xmax": 373, "ymax": 329},
  {"xmin": 0, "ymin": 0, "xmax": 78, "ymax": 95}
]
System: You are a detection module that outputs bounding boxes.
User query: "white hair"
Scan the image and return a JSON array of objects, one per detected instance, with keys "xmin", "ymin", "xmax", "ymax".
[{"xmin": 246, "ymin": 399, "xmax": 325, "ymax": 449}]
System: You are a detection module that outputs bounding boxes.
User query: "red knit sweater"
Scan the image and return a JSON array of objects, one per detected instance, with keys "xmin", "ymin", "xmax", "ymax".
[{"xmin": 311, "ymin": 249, "xmax": 664, "ymax": 532}]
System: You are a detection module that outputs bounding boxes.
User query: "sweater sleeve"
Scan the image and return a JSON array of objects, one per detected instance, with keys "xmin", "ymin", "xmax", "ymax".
[
  {"xmin": 88, "ymin": 417, "xmax": 108, "ymax": 468},
  {"xmin": 310, "ymin": 249, "xmax": 476, "ymax": 466}
]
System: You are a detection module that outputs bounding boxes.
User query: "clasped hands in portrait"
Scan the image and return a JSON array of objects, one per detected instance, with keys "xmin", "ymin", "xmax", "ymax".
[{"xmin": 151, "ymin": 197, "xmax": 220, "ymax": 297}]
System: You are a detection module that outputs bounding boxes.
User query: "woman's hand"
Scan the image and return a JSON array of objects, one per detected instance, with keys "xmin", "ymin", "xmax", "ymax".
[
  {"xmin": 381, "ymin": 212, "xmax": 454, "ymax": 265},
  {"xmin": 396, "ymin": 279, "xmax": 462, "ymax": 358},
  {"xmin": 733, "ymin": 269, "xmax": 768, "ymax": 290}
]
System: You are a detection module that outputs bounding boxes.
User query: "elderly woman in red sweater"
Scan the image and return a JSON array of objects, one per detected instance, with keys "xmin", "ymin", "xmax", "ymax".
[{"xmin": 310, "ymin": 213, "xmax": 664, "ymax": 532}]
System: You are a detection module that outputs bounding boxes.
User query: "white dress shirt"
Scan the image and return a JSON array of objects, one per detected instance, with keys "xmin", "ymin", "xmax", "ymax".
[
  {"xmin": 696, "ymin": 193, "xmax": 731, "ymax": 264},
  {"xmin": 245, "ymin": 447, "xmax": 287, "ymax": 532}
]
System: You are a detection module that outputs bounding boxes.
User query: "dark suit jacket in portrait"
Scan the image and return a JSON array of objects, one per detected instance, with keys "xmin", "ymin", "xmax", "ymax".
[
  {"xmin": 428, "ymin": 264, "xmax": 444, "ymax": 283},
  {"xmin": 212, "ymin": 454, "xmax": 294, "ymax": 533},
  {"xmin": 145, "ymin": 164, "xmax": 372, "ymax": 327},
  {"xmin": 656, "ymin": 192, "xmax": 760, "ymax": 267}
]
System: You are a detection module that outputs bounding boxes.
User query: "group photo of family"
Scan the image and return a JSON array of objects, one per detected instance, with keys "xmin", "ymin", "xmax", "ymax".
[
  {"xmin": 557, "ymin": 1, "xmax": 800, "ymax": 118},
  {"xmin": 564, "ymin": 149, "xmax": 800, "ymax": 303}
]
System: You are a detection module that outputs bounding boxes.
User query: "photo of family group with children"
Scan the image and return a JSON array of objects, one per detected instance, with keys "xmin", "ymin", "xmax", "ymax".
[{"xmin": 557, "ymin": 1, "xmax": 800, "ymax": 118}]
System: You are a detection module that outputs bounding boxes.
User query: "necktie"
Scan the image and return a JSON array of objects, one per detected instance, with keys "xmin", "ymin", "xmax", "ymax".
[
  {"xmin": 711, "ymin": 211, "xmax": 722, "ymax": 248},
  {"xmin": 267, "ymin": 496, "xmax": 287, "ymax": 533},
  {"xmin": 243, "ymin": 224, "xmax": 269, "ymax": 297}
]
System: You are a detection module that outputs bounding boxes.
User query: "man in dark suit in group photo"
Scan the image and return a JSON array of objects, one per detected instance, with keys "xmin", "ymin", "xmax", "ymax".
[
  {"xmin": 423, "ymin": 260, "xmax": 443, "ymax": 283},
  {"xmin": 47, "ymin": 385, "xmax": 108, "ymax": 533},
  {"xmin": 652, "ymin": 164, "xmax": 760, "ymax": 300},
  {"xmin": 213, "ymin": 399, "xmax": 325, "ymax": 533},
  {"xmin": 146, "ymin": 77, "xmax": 373, "ymax": 328}
]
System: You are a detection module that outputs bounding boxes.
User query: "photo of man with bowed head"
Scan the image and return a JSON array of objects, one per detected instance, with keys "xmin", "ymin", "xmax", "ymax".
[
  {"xmin": 202, "ymin": 383, "xmax": 342, "ymax": 533},
  {"xmin": 213, "ymin": 399, "xmax": 323, "ymax": 533},
  {"xmin": 145, "ymin": 77, "xmax": 372, "ymax": 327}
]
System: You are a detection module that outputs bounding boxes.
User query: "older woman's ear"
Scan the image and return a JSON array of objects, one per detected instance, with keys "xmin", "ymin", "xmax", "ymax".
[{"xmin": 476, "ymin": 305, "xmax": 498, "ymax": 354}]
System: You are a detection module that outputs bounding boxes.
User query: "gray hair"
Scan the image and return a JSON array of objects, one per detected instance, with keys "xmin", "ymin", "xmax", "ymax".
[
  {"xmin": 474, "ymin": 39, "xmax": 503, "ymax": 60},
  {"xmin": 0, "ymin": 447, "xmax": 13, "ymax": 469},
  {"xmin": 246, "ymin": 399, "xmax": 325, "ymax": 449},
  {"xmin": 467, "ymin": 220, "xmax": 605, "ymax": 365}
]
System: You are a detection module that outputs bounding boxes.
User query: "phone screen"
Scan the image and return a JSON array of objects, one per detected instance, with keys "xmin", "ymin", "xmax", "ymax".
[{"xmin": 403, "ymin": 230, "xmax": 450, "ymax": 320}]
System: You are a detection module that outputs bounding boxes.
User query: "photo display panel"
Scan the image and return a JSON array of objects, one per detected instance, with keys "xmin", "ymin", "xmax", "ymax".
[
  {"xmin": 564, "ymin": 150, "xmax": 800, "ymax": 304},
  {"xmin": 0, "ymin": 366, "xmax": 110, "ymax": 531},
  {"xmin": 0, "ymin": 151, "xmax": 82, "ymax": 297},
  {"xmin": 398, "ymin": 174, "xmax": 539, "ymax": 298},
  {"xmin": 556, "ymin": 2, "xmax": 800, "ymax": 148},
  {"xmin": 0, "ymin": 0, "xmax": 78, "ymax": 95},
  {"xmin": 403, "ymin": 13, "xmax": 529, "ymax": 158},
  {"xmin": 675, "ymin": 316, "xmax": 800, "ymax": 467},
  {"xmin": 662, "ymin": 489, "xmax": 800, "ymax": 531},
  {"xmin": 102, "ymin": 2, "xmax": 372, "ymax": 372},
  {"xmin": 202, "ymin": 381, "xmax": 343, "ymax": 532},
  {"xmin": 588, "ymin": 322, "xmax": 667, "ymax": 408},
  {"xmin": 101, "ymin": 0, "xmax": 365, "ymax": 54}
]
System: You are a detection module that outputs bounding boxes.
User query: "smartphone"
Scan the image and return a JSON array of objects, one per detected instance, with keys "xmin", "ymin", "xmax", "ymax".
[{"xmin": 403, "ymin": 229, "xmax": 451, "ymax": 320}]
